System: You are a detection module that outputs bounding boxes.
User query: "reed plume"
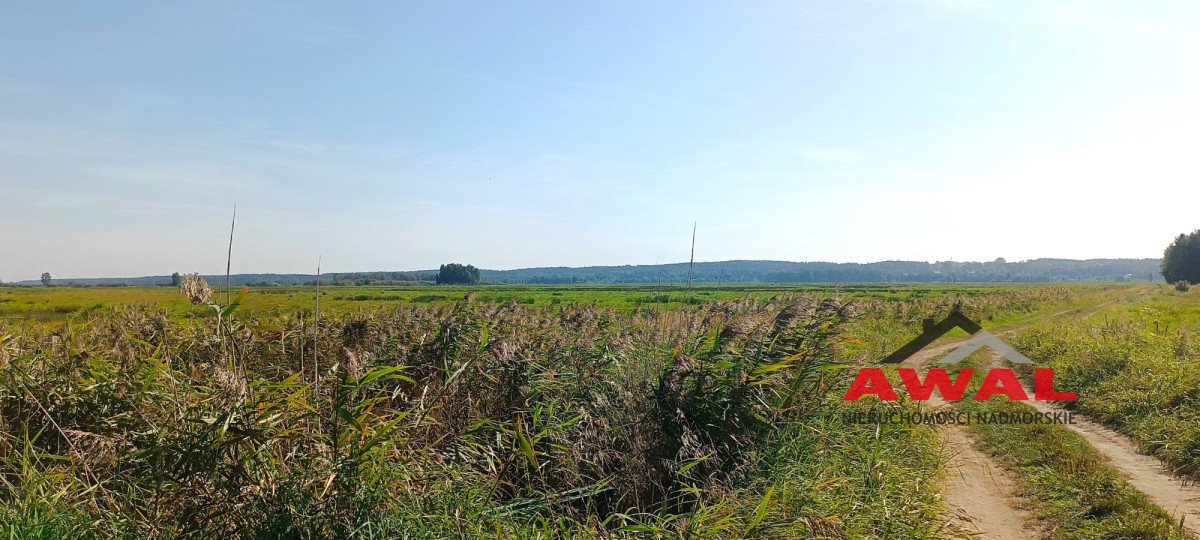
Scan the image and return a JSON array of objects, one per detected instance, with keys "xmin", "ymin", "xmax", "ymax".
[{"xmin": 179, "ymin": 273, "xmax": 213, "ymax": 305}]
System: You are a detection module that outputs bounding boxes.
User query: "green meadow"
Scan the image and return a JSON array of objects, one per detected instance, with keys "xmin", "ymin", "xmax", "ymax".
[
  {"xmin": 0, "ymin": 282, "xmax": 1118, "ymax": 321},
  {"xmin": 2, "ymin": 281, "xmax": 1196, "ymax": 539}
]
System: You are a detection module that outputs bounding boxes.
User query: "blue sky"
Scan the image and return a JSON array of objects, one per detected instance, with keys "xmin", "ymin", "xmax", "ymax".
[{"xmin": 2, "ymin": 1, "xmax": 1198, "ymax": 280}]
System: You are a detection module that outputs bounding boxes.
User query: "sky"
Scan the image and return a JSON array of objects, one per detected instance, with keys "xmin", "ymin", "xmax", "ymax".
[{"xmin": 2, "ymin": 1, "xmax": 1199, "ymax": 280}]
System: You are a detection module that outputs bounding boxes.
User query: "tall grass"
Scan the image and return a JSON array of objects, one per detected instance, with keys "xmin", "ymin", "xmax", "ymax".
[
  {"xmin": 946, "ymin": 348, "xmax": 1191, "ymax": 540},
  {"xmin": 1010, "ymin": 286, "xmax": 1200, "ymax": 476},
  {"xmin": 0, "ymin": 292, "xmax": 948, "ymax": 538},
  {"xmin": 0, "ymin": 282, "xmax": 1100, "ymax": 538}
]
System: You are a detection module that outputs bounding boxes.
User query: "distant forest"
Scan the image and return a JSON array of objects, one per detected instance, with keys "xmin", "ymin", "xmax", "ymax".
[{"xmin": 14, "ymin": 258, "xmax": 1163, "ymax": 286}]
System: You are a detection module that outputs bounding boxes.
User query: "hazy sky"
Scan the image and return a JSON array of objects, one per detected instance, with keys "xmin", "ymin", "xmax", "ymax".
[{"xmin": 2, "ymin": 1, "xmax": 1199, "ymax": 280}]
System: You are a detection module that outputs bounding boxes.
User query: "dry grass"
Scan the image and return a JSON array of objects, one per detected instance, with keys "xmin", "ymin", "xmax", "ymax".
[
  {"xmin": 0, "ymin": 293, "xmax": 890, "ymax": 538},
  {"xmin": 0, "ymin": 284, "xmax": 1109, "ymax": 538}
]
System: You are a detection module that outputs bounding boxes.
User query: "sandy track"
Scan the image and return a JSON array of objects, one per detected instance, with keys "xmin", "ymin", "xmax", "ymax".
[
  {"xmin": 989, "ymin": 291, "xmax": 1200, "ymax": 537},
  {"xmin": 900, "ymin": 293, "xmax": 1144, "ymax": 539},
  {"xmin": 938, "ymin": 424, "xmax": 1041, "ymax": 538},
  {"xmin": 1023, "ymin": 393, "xmax": 1200, "ymax": 536},
  {"xmin": 901, "ymin": 337, "xmax": 1042, "ymax": 537},
  {"xmin": 877, "ymin": 289, "xmax": 1178, "ymax": 538},
  {"xmin": 932, "ymin": 395, "xmax": 1042, "ymax": 539}
]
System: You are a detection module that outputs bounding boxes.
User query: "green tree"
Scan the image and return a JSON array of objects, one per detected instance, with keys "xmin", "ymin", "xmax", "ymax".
[
  {"xmin": 1162, "ymin": 230, "xmax": 1200, "ymax": 285},
  {"xmin": 171, "ymin": 272, "xmax": 182, "ymax": 286},
  {"xmin": 40, "ymin": 272, "xmax": 52, "ymax": 287},
  {"xmin": 436, "ymin": 263, "xmax": 480, "ymax": 285}
]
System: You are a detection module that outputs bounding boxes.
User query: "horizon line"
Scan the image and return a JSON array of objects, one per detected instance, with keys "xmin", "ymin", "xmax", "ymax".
[{"xmin": 10, "ymin": 256, "xmax": 1162, "ymax": 283}]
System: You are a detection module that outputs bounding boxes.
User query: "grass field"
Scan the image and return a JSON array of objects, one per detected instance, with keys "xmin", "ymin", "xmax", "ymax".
[
  {"xmin": 941, "ymin": 285, "xmax": 1200, "ymax": 539},
  {"xmin": 1010, "ymin": 286, "xmax": 1200, "ymax": 475},
  {"xmin": 1, "ymin": 281, "xmax": 1192, "ymax": 538},
  {"xmin": 953, "ymin": 350, "xmax": 1191, "ymax": 539},
  {"xmin": 0, "ymin": 282, "xmax": 1120, "ymax": 321}
]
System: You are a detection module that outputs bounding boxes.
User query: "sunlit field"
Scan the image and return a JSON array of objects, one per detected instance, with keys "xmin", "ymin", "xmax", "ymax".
[
  {"xmin": 0, "ymin": 282, "xmax": 1113, "ymax": 321},
  {"xmin": 6, "ymin": 282, "xmax": 1188, "ymax": 538}
]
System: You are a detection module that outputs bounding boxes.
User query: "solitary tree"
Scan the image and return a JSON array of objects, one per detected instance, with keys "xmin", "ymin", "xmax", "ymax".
[
  {"xmin": 436, "ymin": 263, "xmax": 480, "ymax": 285},
  {"xmin": 171, "ymin": 272, "xmax": 182, "ymax": 286},
  {"xmin": 40, "ymin": 272, "xmax": 52, "ymax": 287},
  {"xmin": 1162, "ymin": 230, "xmax": 1200, "ymax": 285}
]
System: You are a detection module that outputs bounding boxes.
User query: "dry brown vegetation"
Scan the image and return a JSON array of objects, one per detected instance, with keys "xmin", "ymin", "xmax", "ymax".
[
  {"xmin": 0, "ymin": 292, "xmax": 906, "ymax": 538},
  {"xmin": 0, "ymin": 283, "xmax": 1105, "ymax": 538}
]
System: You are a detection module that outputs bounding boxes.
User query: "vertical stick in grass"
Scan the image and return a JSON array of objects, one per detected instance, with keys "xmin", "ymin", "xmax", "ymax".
[
  {"xmin": 314, "ymin": 255, "xmax": 321, "ymax": 384},
  {"xmin": 225, "ymin": 203, "xmax": 236, "ymax": 306},
  {"xmin": 685, "ymin": 221, "xmax": 696, "ymax": 307},
  {"xmin": 314, "ymin": 255, "xmax": 322, "ymax": 432}
]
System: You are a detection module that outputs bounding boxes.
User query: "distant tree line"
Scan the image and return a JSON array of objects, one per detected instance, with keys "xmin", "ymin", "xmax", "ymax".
[
  {"xmin": 302, "ymin": 272, "xmax": 437, "ymax": 286},
  {"xmin": 474, "ymin": 258, "xmax": 1163, "ymax": 284},
  {"xmin": 16, "ymin": 258, "xmax": 1164, "ymax": 287}
]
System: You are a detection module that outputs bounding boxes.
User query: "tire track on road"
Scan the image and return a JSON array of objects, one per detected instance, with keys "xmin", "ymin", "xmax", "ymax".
[
  {"xmin": 898, "ymin": 291, "xmax": 1145, "ymax": 538},
  {"xmin": 1018, "ymin": 378, "xmax": 1200, "ymax": 537}
]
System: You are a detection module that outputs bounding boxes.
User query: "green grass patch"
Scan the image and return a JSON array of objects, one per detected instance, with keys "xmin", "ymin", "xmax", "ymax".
[
  {"xmin": 1010, "ymin": 285, "xmax": 1200, "ymax": 475},
  {"xmin": 959, "ymin": 397, "xmax": 1188, "ymax": 539},
  {"xmin": 944, "ymin": 344, "xmax": 1189, "ymax": 540}
]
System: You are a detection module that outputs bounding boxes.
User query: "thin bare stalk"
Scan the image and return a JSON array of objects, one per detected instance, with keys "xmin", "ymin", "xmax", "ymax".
[
  {"xmin": 685, "ymin": 221, "xmax": 696, "ymax": 306},
  {"xmin": 226, "ymin": 203, "xmax": 236, "ymax": 306},
  {"xmin": 314, "ymin": 256, "xmax": 322, "ymax": 433},
  {"xmin": 314, "ymin": 256, "xmax": 321, "ymax": 384}
]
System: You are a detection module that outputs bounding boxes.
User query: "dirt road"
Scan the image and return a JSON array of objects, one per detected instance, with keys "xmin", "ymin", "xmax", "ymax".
[
  {"xmin": 989, "ymin": 292, "xmax": 1200, "ymax": 537},
  {"xmin": 1022, "ymin": 388, "xmax": 1200, "ymax": 536},
  {"xmin": 930, "ymin": 393, "xmax": 1042, "ymax": 539},
  {"xmin": 901, "ymin": 334, "xmax": 1043, "ymax": 538},
  {"xmin": 897, "ymin": 290, "xmax": 1179, "ymax": 539}
]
